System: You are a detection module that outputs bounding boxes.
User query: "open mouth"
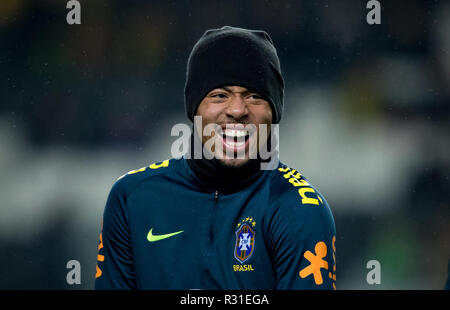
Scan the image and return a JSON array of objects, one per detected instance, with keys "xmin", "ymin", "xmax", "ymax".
[
  {"xmin": 222, "ymin": 129, "xmax": 250, "ymax": 144},
  {"xmin": 217, "ymin": 128, "xmax": 251, "ymax": 156}
]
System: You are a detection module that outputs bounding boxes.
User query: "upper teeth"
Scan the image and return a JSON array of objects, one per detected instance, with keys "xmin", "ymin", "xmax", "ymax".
[{"xmin": 223, "ymin": 129, "xmax": 248, "ymax": 138}]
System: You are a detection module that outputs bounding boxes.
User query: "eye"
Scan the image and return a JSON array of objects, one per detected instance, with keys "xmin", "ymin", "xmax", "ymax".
[
  {"xmin": 213, "ymin": 94, "xmax": 226, "ymax": 98},
  {"xmin": 248, "ymin": 94, "xmax": 264, "ymax": 101},
  {"xmin": 210, "ymin": 93, "xmax": 227, "ymax": 99}
]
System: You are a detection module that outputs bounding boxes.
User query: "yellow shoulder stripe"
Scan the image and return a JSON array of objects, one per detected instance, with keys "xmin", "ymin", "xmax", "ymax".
[
  {"xmin": 278, "ymin": 166, "xmax": 321, "ymax": 206},
  {"xmin": 117, "ymin": 159, "xmax": 170, "ymax": 180}
]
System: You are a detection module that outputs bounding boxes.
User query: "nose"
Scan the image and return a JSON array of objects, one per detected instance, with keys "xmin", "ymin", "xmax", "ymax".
[{"xmin": 225, "ymin": 95, "xmax": 248, "ymax": 120}]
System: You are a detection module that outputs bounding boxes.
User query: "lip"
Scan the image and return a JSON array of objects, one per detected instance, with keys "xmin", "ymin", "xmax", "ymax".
[
  {"xmin": 213, "ymin": 123, "xmax": 258, "ymax": 159},
  {"xmin": 216, "ymin": 133, "xmax": 249, "ymax": 157},
  {"xmin": 220, "ymin": 123, "xmax": 256, "ymax": 133},
  {"xmin": 220, "ymin": 123, "xmax": 245, "ymax": 129}
]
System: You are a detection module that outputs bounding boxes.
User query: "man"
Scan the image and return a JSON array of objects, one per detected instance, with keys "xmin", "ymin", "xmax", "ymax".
[{"xmin": 95, "ymin": 26, "xmax": 336, "ymax": 289}]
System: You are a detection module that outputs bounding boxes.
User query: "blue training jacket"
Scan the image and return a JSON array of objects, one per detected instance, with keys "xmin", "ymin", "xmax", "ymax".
[{"xmin": 95, "ymin": 156, "xmax": 336, "ymax": 289}]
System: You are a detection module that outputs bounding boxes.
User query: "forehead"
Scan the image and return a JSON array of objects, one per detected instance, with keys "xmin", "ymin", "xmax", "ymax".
[{"xmin": 209, "ymin": 85, "xmax": 254, "ymax": 93}]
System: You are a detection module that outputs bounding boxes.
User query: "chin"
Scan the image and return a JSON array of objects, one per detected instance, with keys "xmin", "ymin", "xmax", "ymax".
[{"xmin": 217, "ymin": 157, "xmax": 250, "ymax": 169}]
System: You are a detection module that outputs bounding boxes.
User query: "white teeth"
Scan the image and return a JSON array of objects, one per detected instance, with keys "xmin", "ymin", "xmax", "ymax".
[
  {"xmin": 225, "ymin": 140, "xmax": 245, "ymax": 147},
  {"xmin": 223, "ymin": 129, "xmax": 248, "ymax": 138}
]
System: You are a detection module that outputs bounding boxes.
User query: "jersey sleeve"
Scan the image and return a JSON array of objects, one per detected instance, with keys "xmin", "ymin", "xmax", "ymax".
[
  {"xmin": 266, "ymin": 186, "xmax": 337, "ymax": 290},
  {"xmin": 95, "ymin": 180, "xmax": 136, "ymax": 289}
]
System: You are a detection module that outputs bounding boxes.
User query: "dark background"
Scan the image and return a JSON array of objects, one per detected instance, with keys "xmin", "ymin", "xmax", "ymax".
[{"xmin": 0, "ymin": 0, "xmax": 448, "ymax": 289}]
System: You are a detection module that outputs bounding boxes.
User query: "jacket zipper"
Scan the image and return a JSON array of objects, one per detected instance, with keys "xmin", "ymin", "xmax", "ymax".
[
  {"xmin": 204, "ymin": 190, "xmax": 219, "ymax": 260},
  {"xmin": 209, "ymin": 190, "xmax": 219, "ymax": 242}
]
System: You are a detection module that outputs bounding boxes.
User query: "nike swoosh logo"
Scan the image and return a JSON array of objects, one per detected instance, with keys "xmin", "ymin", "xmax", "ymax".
[{"xmin": 147, "ymin": 228, "xmax": 184, "ymax": 242}]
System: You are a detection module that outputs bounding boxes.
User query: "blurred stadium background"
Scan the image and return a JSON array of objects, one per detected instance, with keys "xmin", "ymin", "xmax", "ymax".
[{"xmin": 0, "ymin": 0, "xmax": 448, "ymax": 289}]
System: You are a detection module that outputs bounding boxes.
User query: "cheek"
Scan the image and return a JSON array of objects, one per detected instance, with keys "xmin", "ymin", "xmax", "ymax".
[
  {"xmin": 255, "ymin": 106, "xmax": 272, "ymax": 126},
  {"xmin": 254, "ymin": 107, "xmax": 272, "ymax": 140},
  {"xmin": 197, "ymin": 102, "xmax": 221, "ymax": 123},
  {"xmin": 196, "ymin": 104, "xmax": 223, "ymax": 142},
  {"xmin": 265, "ymin": 106, "xmax": 273, "ymax": 123}
]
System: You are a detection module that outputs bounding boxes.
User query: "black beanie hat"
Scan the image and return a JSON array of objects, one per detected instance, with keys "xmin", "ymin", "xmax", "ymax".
[{"xmin": 184, "ymin": 26, "xmax": 285, "ymax": 124}]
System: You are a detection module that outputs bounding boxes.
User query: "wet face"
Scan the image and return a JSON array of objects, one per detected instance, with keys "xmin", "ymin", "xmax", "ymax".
[{"xmin": 195, "ymin": 85, "xmax": 272, "ymax": 168}]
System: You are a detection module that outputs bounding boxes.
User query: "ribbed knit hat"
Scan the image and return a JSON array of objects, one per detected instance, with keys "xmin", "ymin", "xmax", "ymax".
[{"xmin": 184, "ymin": 26, "xmax": 285, "ymax": 124}]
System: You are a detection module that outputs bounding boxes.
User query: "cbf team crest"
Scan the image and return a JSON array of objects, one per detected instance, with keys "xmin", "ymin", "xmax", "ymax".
[{"xmin": 234, "ymin": 217, "xmax": 256, "ymax": 264}]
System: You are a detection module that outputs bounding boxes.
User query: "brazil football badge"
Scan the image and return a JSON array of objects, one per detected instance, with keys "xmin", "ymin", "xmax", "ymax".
[{"xmin": 234, "ymin": 217, "xmax": 256, "ymax": 264}]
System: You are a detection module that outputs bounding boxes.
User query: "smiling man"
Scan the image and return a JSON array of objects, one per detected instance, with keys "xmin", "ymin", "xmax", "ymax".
[
  {"xmin": 95, "ymin": 26, "xmax": 336, "ymax": 290},
  {"xmin": 195, "ymin": 85, "xmax": 270, "ymax": 167},
  {"xmin": 191, "ymin": 84, "xmax": 274, "ymax": 170}
]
